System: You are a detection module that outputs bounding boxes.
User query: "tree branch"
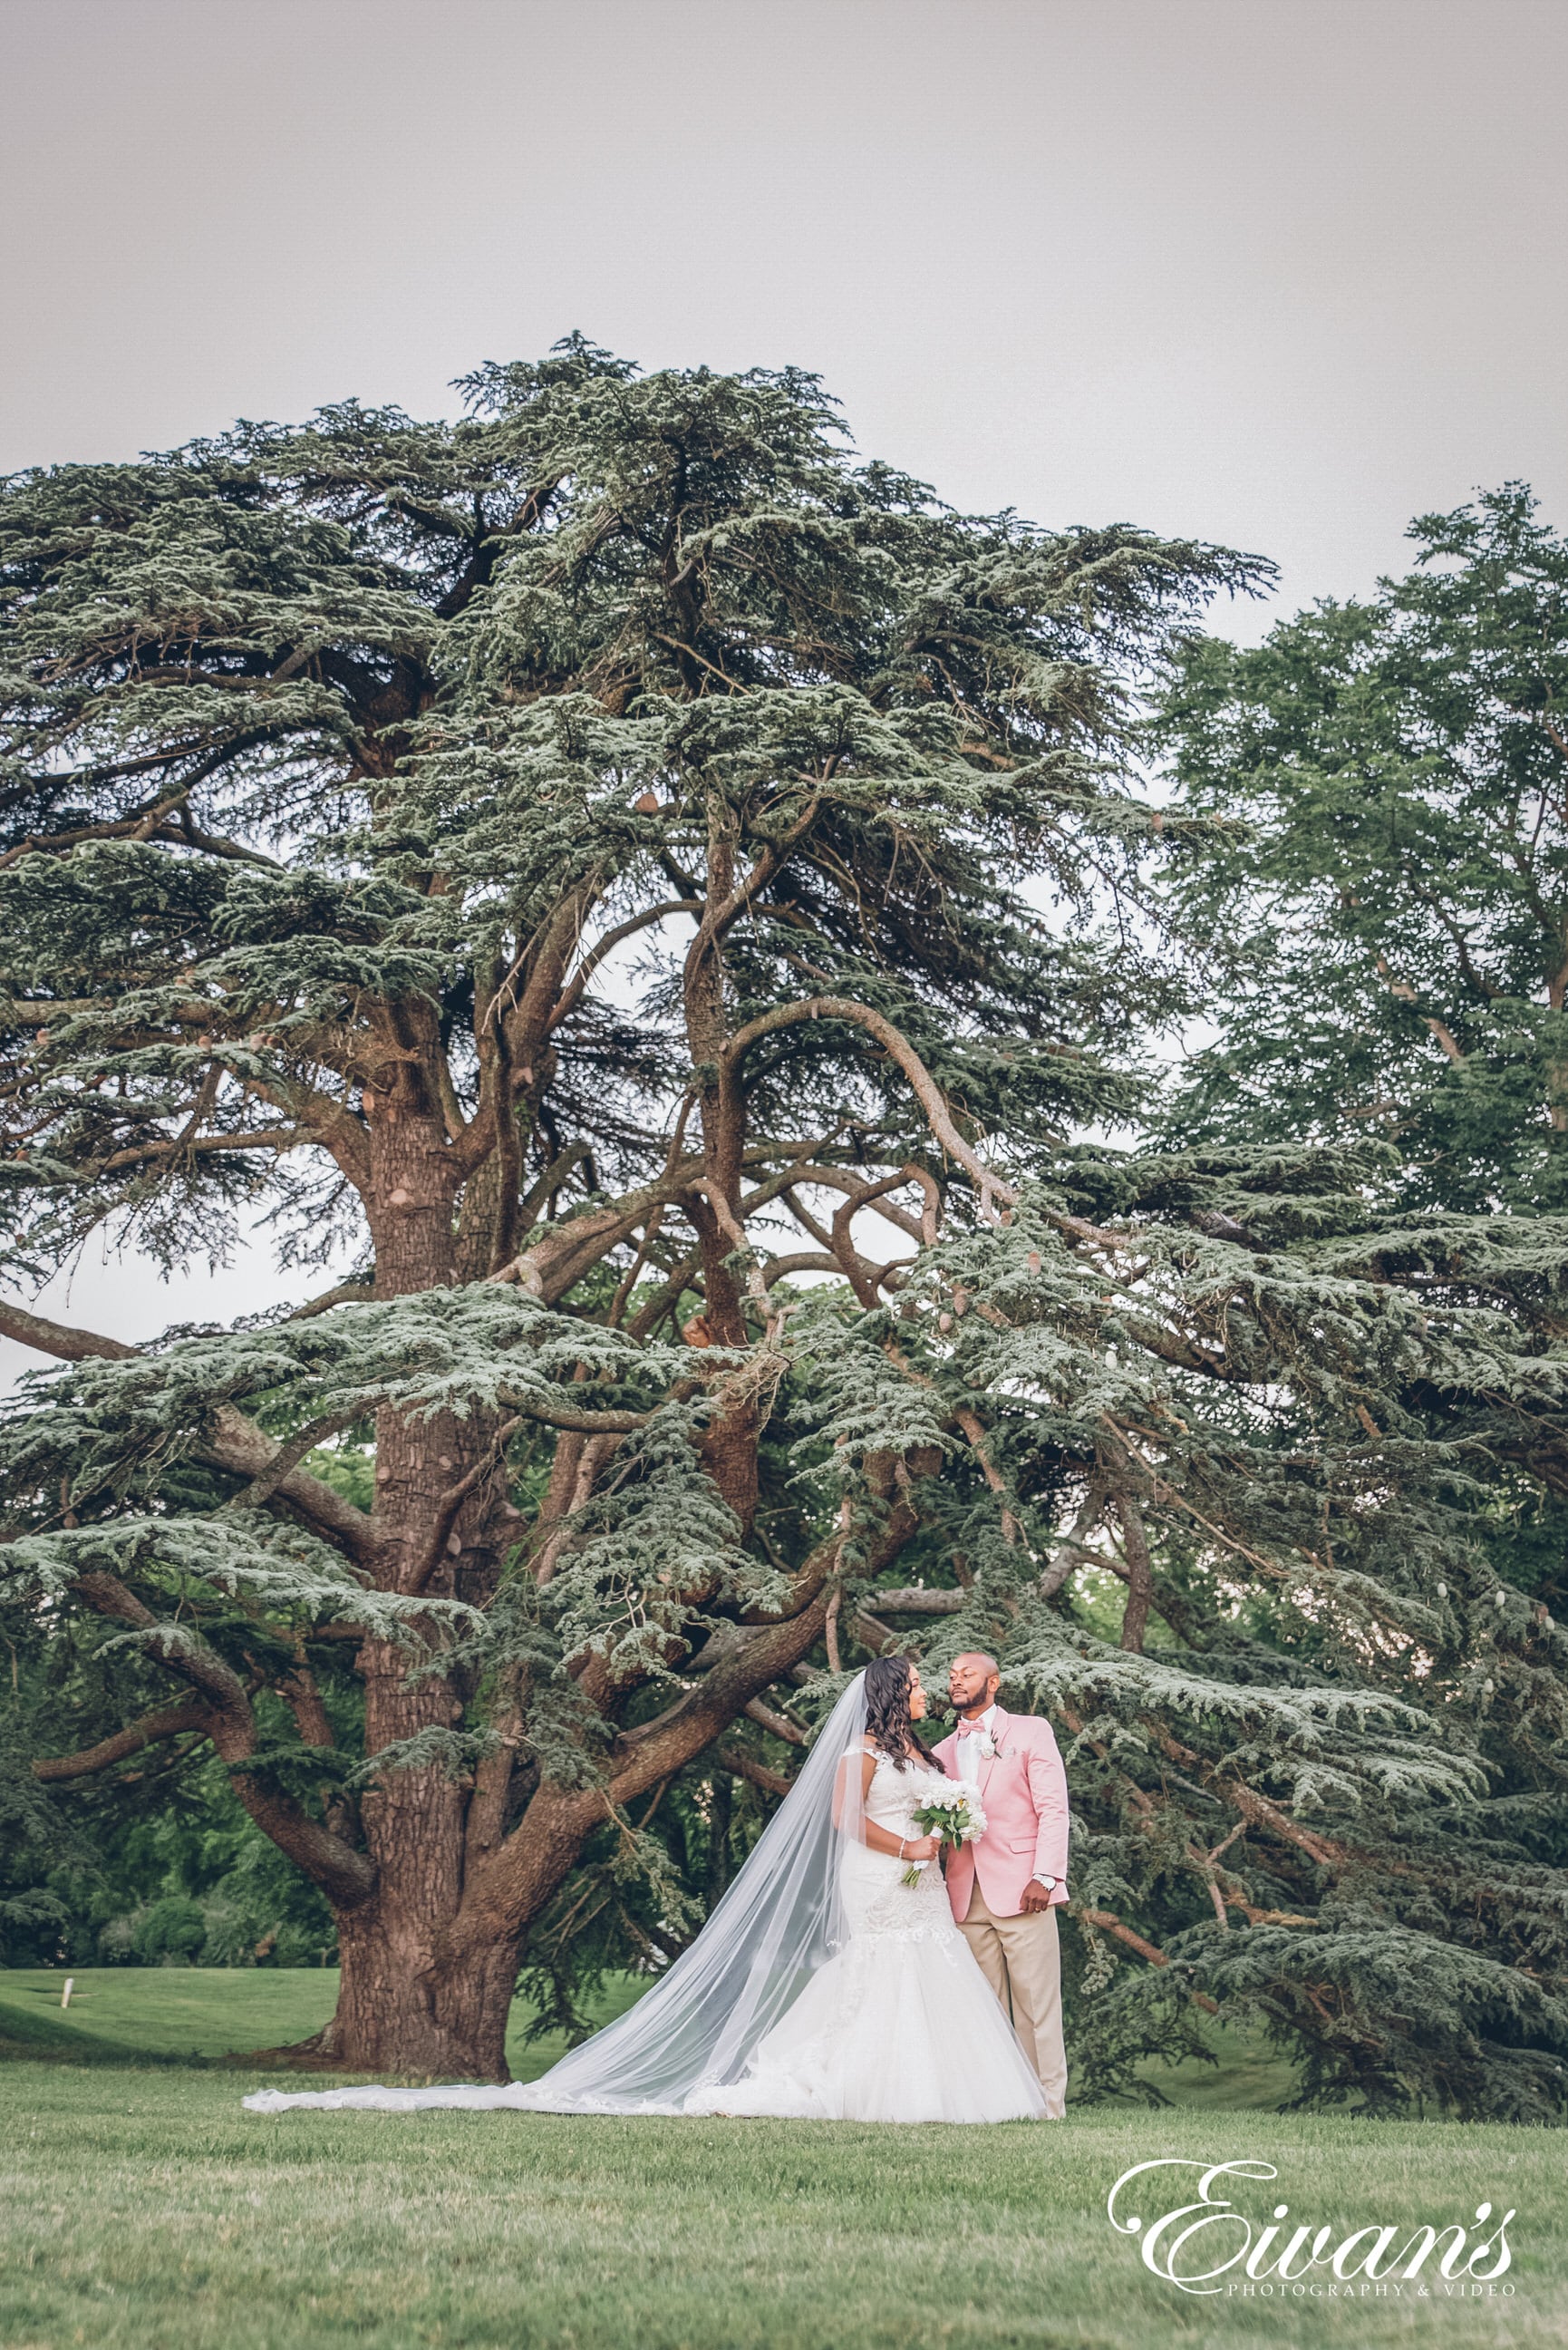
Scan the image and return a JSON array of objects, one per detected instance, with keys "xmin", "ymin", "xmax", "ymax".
[
  {"xmin": 760, "ymin": 1249, "xmax": 841, "ymax": 1286},
  {"xmin": 32, "ymin": 1699, "xmax": 211, "ymax": 1781},
  {"xmin": 547, "ymin": 900, "xmax": 703, "ymax": 1034},
  {"xmin": 725, "ymin": 999, "xmax": 1016, "ymax": 1219},
  {"xmin": 1115, "ymin": 1489, "xmax": 1155, "ymax": 1655},
  {"xmin": 66, "ymin": 1568, "xmax": 375, "ymax": 1907},
  {"xmin": 867, "ymin": 1586, "xmax": 966, "ymax": 1615},
  {"xmin": 716, "ymin": 1745, "xmax": 794, "ymax": 1800},
  {"xmin": 742, "ymin": 1695, "xmax": 808, "ymax": 1744},
  {"xmin": 203, "ymin": 1405, "xmax": 378, "ymax": 1565},
  {"xmin": 514, "ymin": 1397, "xmax": 653, "ymax": 1435},
  {"xmin": 953, "ymin": 1405, "xmax": 1023, "ymax": 1544},
  {"xmin": 286, "ymin": 1282, "xmax": 376, "ymax": 1322},
  {"xmin": 0, "ymin": 1302, "xmax": 137, "ymax": 1362},
  {"xmin": 0, "ymin": 1302, "xmax": 377, "ymax": 1562},
  {"xmin": 1039, "ymin": 1488, "xmax": 1106, "ymax": 1598}
]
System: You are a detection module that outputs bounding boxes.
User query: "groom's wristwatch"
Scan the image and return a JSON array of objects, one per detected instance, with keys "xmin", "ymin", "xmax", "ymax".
[{"xmin": 1038, "ymin": 1876, "xmax": 1060, "ymax": 1892}]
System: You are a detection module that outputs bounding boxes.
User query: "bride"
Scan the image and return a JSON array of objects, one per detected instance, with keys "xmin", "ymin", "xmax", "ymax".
[{"xmin": 245, "ymin": 1656, "xmax": 1047, "ymax": 2125}]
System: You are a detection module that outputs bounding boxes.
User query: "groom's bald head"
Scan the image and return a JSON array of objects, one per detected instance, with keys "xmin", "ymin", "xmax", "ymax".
[{"xmin": 948, "ymin": 1652, "xmax": 1001, "ymax": 1716}]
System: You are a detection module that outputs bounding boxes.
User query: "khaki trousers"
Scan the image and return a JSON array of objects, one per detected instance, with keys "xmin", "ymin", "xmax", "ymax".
[{"xmin": 957, "ymin": 1885, "xmax": 1068, "ymax": 2117}]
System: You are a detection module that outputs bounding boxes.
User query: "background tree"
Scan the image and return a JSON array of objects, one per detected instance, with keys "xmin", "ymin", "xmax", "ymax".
[
  {"xmin": 1155, "ymin": 484, "xmax": 1568, "ymax": 1209},
  {"xmin": 0, "ymin": 339, "xmax": 1259, "ymax": 2077},
  {"xmin": 1071, "ymin": 484, "xmax": 1568, "ymax": 2116}
]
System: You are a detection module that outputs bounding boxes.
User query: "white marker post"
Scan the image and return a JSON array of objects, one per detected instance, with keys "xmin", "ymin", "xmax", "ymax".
[{"xmin": 61, "ymin": 1976, "xmax": 74, "ymax": 2009}]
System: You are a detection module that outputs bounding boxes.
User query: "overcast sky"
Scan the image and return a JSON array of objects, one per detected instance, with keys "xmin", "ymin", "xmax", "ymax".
[{"xmin": 5, "ymin": 0, "xmax": 1566, "ymax": 1360}]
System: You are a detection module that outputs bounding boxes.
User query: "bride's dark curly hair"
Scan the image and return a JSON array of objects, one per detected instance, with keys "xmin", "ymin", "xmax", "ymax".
[{"xmin": 862, "ymin": 1655, "xmax": 924, "ymax": 1769}]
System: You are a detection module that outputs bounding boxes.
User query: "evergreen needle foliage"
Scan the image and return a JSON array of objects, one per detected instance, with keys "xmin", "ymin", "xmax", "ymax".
[{"xmin": 2, "ymin": 347, "xmax": 1563, "ymax": 2119}]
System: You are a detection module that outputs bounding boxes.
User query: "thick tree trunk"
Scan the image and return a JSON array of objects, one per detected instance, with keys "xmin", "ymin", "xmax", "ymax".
[
  {"xmin": 248, "ymin": 1097, "xmax": 563, "ymax": 2080},
  {"xmin": 307, "ymin": 1099, "xmax": 519, "ymax": 2074},
  {"xmin": 249, "ymin": 1485, "xmax": 919, "ymax": 2076},
  {"xmin": 247, "ymin": 1063, "xmax": 914, "ymax": 2077},
  {"xmin": 682, "ymin": 833, "xmax": 762, "ymax": 1529},
  {"xmin": 260, "ymin": 1910, "xmax": 519, "ymax": 2080},
  {"xmin": 319, "ymin": 1905, "xmax": 520, "ymax": 2079}
]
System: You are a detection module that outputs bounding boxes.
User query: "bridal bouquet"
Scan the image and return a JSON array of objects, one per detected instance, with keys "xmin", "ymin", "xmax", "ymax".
[{"xmin": 902, "ymin": 1779, "xmax": 987, "ymax": 1885}]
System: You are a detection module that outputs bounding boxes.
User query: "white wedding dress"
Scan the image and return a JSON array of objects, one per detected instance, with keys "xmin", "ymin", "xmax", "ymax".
[
  {"xmin": 683, "ymin": 1748, "xmax": 1046, "ymax": 2123},
  {"xmin": 245, "ymin": 1677, "xmax": 1048, "ymax": 2127}
]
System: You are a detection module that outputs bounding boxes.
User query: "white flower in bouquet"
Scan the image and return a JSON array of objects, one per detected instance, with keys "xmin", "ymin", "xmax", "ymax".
[{"xmin": 902, "ymin": 1778, "xmax": 987, "ymax": 1883}]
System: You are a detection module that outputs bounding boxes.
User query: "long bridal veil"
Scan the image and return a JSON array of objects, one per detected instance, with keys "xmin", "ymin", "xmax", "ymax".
[{"xmin": 245, "ymin": 1672, "xmax": 872, "ymax": 2115}]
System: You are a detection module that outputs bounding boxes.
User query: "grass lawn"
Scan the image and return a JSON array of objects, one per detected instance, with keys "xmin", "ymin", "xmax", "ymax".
[
  {"xmin": 0, "ymin": 1967, "xmax": 1294, "ymax": 2106},
  {"xmin": 1, "ymin": 1975, "xmax": 1559, "ymax": 2350},
  {"xmin": 0, "ymin": 1966, "xmax": 643, "ymax": 2082}
]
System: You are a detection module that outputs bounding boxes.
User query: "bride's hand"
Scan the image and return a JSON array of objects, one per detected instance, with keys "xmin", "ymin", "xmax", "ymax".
[{"xmin": 903, "ymin": 1835, "xmax": 941, "ymax": 1861}]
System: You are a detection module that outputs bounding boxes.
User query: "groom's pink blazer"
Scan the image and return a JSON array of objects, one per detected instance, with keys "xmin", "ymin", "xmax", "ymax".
[{"xmin": 932, "ymin": 1706, "xmax": 1070, "ymax": 1922}]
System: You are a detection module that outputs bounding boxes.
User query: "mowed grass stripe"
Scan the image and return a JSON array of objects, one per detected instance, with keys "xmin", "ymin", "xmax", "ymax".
[
  {"xmin": 0, "ymin": 1969, "xmax": 1299, "ymax": 2111},
  {"xmin": 1, "ymin": 2062, "xmax": 1563, "ymax": 2350}
]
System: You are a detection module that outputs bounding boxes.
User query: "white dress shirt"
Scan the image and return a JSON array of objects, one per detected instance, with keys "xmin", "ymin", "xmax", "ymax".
[{"xmin": 955, "ymin": 1701, "xmax": 998, "ymax": 1788}]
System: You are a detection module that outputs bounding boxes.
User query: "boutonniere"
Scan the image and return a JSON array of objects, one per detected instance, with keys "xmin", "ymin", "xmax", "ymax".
[{"xmin": 973, "ymin": 1729, "xmax": 999, "ymax": 1761}]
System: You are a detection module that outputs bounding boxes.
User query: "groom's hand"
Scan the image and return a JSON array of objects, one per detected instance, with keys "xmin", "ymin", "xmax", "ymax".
[{"xmin": 1020, "ymin": 1879, "xmax": 1056, "ymax": 1912}]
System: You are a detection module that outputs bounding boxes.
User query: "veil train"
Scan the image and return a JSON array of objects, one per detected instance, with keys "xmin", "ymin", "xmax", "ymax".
[{"xmin": 245, "ymin": 1674, "xmax": 872, "ymax": 2116}]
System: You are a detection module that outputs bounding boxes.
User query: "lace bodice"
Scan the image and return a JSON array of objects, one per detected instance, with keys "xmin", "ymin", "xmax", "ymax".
[
  {"xmin": 838, "ymin": 1745, "xmax": 956, "ymax": 1943},
  {"xmin": 860, "ymin": 1746, "xmax": 946, "ymax": 1837}
]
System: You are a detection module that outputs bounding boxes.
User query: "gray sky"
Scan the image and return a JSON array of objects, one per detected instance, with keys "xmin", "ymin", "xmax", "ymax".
[
  {"xmin": 5, "ymin": 0, "xmax": 1566, "ymax": 1358},
  {"xmin": 9, "ymin": 0, "xmax": 1566, "ymax": 617}
]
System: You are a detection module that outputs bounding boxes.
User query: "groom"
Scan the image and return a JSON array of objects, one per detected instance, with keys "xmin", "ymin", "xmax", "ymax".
[{"xmin": 933, "ymin": 1652, "xmax": 1070, "ymax": 2117}]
